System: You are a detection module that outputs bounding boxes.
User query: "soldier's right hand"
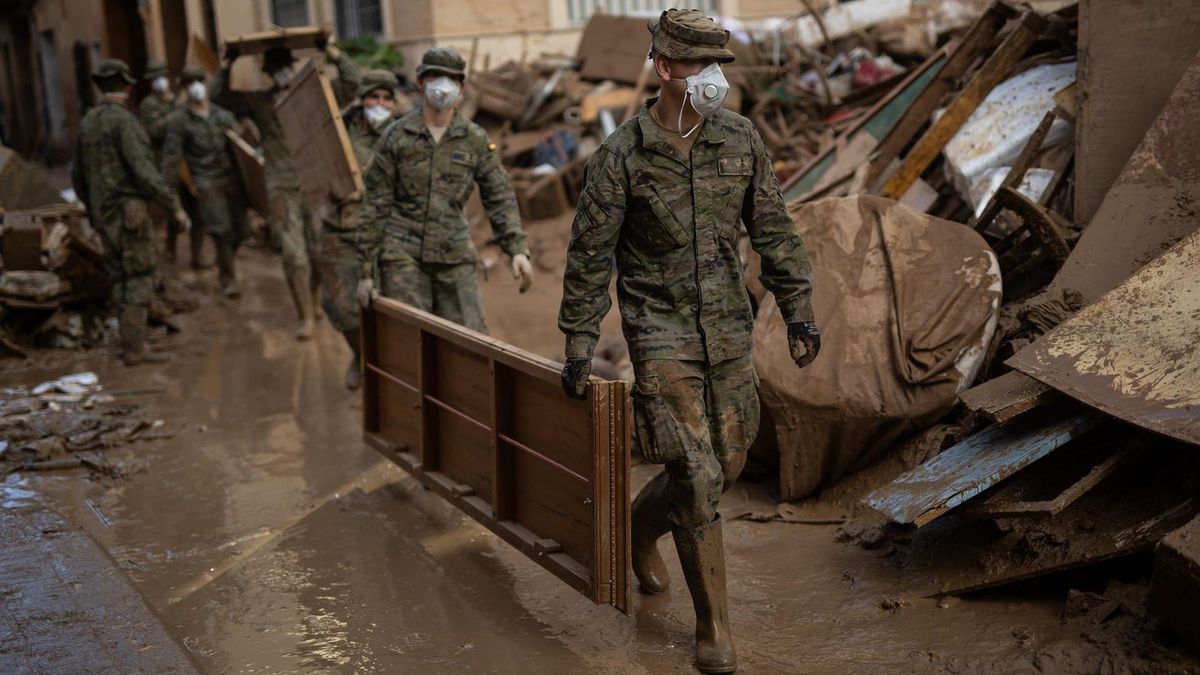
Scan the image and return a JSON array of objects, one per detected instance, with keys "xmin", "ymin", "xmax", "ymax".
[
  {"xmin": 174, "ymin": 209, "xmax": 192, "ymax": 232},
  {"xmin": 560, "ymin": 357, "xmax": 591, "ymax": 400},
  {"xmin": 356, "ymin": 278, "xmax": 377, "ymax": 309}
]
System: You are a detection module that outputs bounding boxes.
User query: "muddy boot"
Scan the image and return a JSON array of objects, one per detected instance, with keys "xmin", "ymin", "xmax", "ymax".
[
  {"xmin": 215, "ymin": 239, "xmax": 241, "ymax": 298},
  {"xmin": 287, "ymin": 268, "xmax": 315, "ymax": 340},
  {"xmin": 310, "ymin": 269, "xmax": 325, "ymax": 322},
  {"xmin": 631, "ymin": 473, "xmax": 673, "ymax": 594},
  {"xmin": 119, "ymin": 306, "xmax": 167, "ymax": 366},
  {"xmin": 165, "ymin": 224, "xmax": 178, "ymax": 264},
  {"xmin": 673, "ymin": 515, "xmax": 736, "ymax": 674},
  {"xmin": 342, "ymin": 328, "xmax": 362, "ymax": 391},
  {"xmin": 190, "ymin": 218, "xmax": 211, "ymax": 270}
]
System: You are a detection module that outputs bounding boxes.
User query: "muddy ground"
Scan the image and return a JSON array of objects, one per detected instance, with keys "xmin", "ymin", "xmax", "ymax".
[{"xmin": 1, "ymin": 230, "xmax": 1197, "ymax": 674}]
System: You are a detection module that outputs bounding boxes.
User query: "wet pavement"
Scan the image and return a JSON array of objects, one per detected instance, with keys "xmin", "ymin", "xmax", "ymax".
[{"xmin": 0, "ymin": 248, "xmax": 1155, "ymax": 674}]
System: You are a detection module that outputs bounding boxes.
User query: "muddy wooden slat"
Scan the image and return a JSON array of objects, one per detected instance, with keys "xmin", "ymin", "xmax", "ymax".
[
  {"xmin": 880, "ymin": 10, "xmax": 1047, "ymax": 200},
  {"xmin": 959, "ymin": 371, "xmax": 1056, "ymax": 424},
  {"xmin": 994, "ymin": 186, "xmax": 1071, "ymax": 261},
  {"xmin": 865, "ymin": 408, "xmax": 1103, "ymax": 527},
  {"xmin": 862, "ymin": 1, "xmax": 1016, "ymax": 190},
  {"xmin": 362, "ymin": 297, "xmax": 630, "ymax": 611},
  {"xmin": 966, "ymin": 447, "xmax": 1133, "ymax": 519}
]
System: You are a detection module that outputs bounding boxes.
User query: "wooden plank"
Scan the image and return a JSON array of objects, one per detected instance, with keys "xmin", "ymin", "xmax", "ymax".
[
  {"xmin": 959, "ymin": 371, "xmax": 1055, "ymax": 424},
  {"xmin": 1009, "ymin": 229, "xmax": 1200, "ymax": 447},
  {"xmin": 223, "ymin": 26, "xmax": 327, "ymax": 56},
  {"xmin": 862, "ymin": 1, "xmax": 1015, "ymax": 190},
  {"xmin": 1075, "ymin": 0, "xmax": 1200, "ymax": 225},
  {"xmin": 881, "ymin": 10, "xmax": 1046, "ymax": 200},
  {"xmin": 580, "ymin": 88, "xmax": 637, "ymax": 124},
  {"xmin": 994, "ymin": 186, "xmax": 1071, "ymax": 261},
  {"xmin": 273, "ymin": 59, "xmax": 362, "ymax": 210},
  {"xmin": 363, "ymin": 297, "xmax": 630, "ymax": 611},
  {"xmin": 1150, "ymin": 515, "xmax": 1200, "ymax": 654},
  {"xmin": 864, "ymin": 408, "xmax": 1103, "ymax": 527},
  {"xmin": 967, "ymin": 447, "xmax": 1133, "ymax": 518},
  {"xmin": 224, "ymin": 130, "xmax": 270, "ymax": 217},
  {"xmin": 185, "ymin": 33, "xmax": 219, "ymax": 75}
]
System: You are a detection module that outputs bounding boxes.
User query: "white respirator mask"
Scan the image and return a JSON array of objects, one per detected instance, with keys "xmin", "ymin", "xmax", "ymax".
[
  {"xmin": 186, "ymin": 81, "xmax": 207, "ymax": 102},
  {"xmin": 151, "ymin": 76, "xmax": 169, "ymax": 93},
  {"xmin": 272, "ymin": 68, "xmax": 292, "ymax": 89},
  {"xmin": 671, "ymin": 63, "xmax": 730, "ymax": 138},
  {"xmin": 364, "ymin": 104, "xmax": 391, "ymax": 129},
  {"xmin": 424, "ymin": 76, "xmax": 461, "ymax": 111}
]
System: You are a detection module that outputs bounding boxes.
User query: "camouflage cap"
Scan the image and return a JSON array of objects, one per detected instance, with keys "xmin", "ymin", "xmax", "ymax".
[
  {"xmin": 93, "ymin": 58, "xmax": 136, "ymax": 85},
  {"xmin": 647, "ymin": 9, "xmax": 735, "ymax": 64},
  {"xmin": 143, "ymin": 58, "xmax": 168, "ymax": 80},
  {"xmin": 261, "ymin": 46, "xmax": 296, "ymax": 73},
  {"xmin": 415, "ymin": 47, "xmax": 466, "ymax": 79},
  {"xmin": 357, "ymin": 68, "xmax": 399, "ymax": 98},
  {"xmin": 179, "ymin": 64, "xmax": 208, "ymax": 83}
]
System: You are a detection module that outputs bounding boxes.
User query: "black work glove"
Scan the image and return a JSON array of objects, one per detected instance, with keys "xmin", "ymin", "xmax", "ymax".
[
  {"xmin": 561, "ymin": 357, "xmax": 591, "ymax": 400},
  {"xmin": 223, "ymin": 44, "xmax": 241, "ymax": 63},
  {"xmin": 787, "ymin": 321, "xmax": 821, "ymax": 369}
]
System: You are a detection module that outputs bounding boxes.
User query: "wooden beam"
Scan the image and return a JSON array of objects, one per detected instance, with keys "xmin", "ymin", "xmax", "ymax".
[
  {"xmin": 880, "ymin": 10, "xmax": 1047, "ymax": 200},
  {"xmin": 959, "ymin": 370, "xmax": 1056, "ymax": 424}
]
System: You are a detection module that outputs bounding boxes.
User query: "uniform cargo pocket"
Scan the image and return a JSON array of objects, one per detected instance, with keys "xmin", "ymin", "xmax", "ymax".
[
  {"xmin": 646, "ymin": 190, "xmax": 689, "ymax": 249},
  {"xmin": 632, "ymin": 374, "xmax": 686, "ymax": 464}
]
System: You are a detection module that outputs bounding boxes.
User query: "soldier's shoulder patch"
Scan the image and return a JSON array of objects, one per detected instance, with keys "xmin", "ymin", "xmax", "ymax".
[{"xmin": 451, "ymin": 150, "xmax": 476, "ymax": 165}]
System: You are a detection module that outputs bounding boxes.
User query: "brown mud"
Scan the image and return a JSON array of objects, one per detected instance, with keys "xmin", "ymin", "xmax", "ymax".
[{"xmin": 1, "ymin": 239, "xmax": 1196, "ymax": 674}]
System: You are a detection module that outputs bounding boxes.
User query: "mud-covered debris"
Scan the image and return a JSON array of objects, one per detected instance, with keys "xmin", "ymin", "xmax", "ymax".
[{"xmin": 878, "ymin": 597, "xmax": 908, "ymax": 613}]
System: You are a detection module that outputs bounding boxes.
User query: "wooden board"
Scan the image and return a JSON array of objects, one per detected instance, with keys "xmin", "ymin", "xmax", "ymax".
[
  {"xmin": 864, "ymin": 407, "xmax": 1103, "ymax": 527},
  {"xmin": 223, "ymin": 26, "xmax": 327, "ymax": 57},
  {"xmin": 361, "ymin": 297, "xmax": 630, "ymax": 612},
  {"xmin": 1075, "ymin": 0, "xmax": 1200, "ymax": 225},
  {"xmin": 1009, "ymin": 229, "xmax": 1200, "ymax": 447},
  {"xmin": 185, "ymin": 33, "xmax": 219, "ymax": 75},
  {"xmin": 273, "ymin": 59, "xmax": 362, "ymax": 210},
  {"xmin": 959, "ymin": 371, "xmax": 1055, "ymax": 424},
  {"xmin": 224, "ymin": 130, "xmax": 270, "ymax": 217},
  {"xmin": 576, "ymin": 15, "xmax": 651, "ymax": 85}
]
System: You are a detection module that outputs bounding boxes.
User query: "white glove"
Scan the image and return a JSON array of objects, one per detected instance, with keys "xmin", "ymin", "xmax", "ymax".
[
  {"xmin": 511, "ymin": 253, "xmax": 533, "ymax": 294},
  {"xmin": 356, "ymin": 278, "xmax": 377, "ymax": 309},
  {"xmin": 174, "ymin": 208, "xmax": 191, "ymax": 232}
]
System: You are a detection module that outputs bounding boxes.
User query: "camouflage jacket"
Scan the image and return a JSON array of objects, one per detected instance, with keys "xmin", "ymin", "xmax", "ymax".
[
  {"xmin": 160, "ymin": 103, "xmax": 238, "ymax": 191},
  {"xmin": 212, "ymin": 55, "xmax": 360, "ymax": 194},
  {"xmin": 558, "ymin": 103, "xmax": 814, "ymax": 364},
  {"xmin": 71, "ymin": 100, "xmax": 181, "ymax": 226},
  {"xmin": 357, "ymin": 111, "xmax": 528, "ymax": 271},
  {"xmin": 138, "ymin": 92, "xmax": 175, "ymax": 161}
]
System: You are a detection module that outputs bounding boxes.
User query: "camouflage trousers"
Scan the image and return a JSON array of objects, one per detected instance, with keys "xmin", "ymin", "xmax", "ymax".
[
  {"xmin": 378, "ymin": 249, "xmax": 488, "ymax": 334},
  {"xmin": 102, "ymin": 199, "xmax": 159, "ymax": 309},
  {"xmin": 319, "ymin": 224, "xmax": 361, "ymax": 334},
  {"xmin": 268, "ymin": 187, "xmax": 319, "ymax": 280},
  {"xmin": 196, "ymin": 177, "xmax": 249, "ymax": 244},
  {"xmin": 631, "ymin": 354, "xmax": 759, "ymax": 529}
]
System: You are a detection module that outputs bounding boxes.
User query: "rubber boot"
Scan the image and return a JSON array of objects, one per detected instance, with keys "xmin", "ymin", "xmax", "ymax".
[
  {"xmin": 287, "ymin": 266, "xmax": 315, "ymax": 340},
  {"xmin": 215, "ymin": 238, "xmax": 241, "ymax": 298},
  {"xmin": 631, "ymin": 472, "xmax": 673, "ymax": 594},
  {"xmin": 342, "ymin": 328, "xmax": 362, "ymax": 391},
  {"xmin": 119, "ymin": 306, "xmax": 167, "ymax": 366},
  {"xmin": 165, "ymin": 222, "xmax": 179, "ymax": 264},
  {"xmin": 310, "ymin": 266, "xmax": 325, "ymax": 322},
  {"xmin": 673, "ymin": 515, "xmax": 736, "ymax": 674},
  {"xmin": 190, "ymin": 216, "xmax": 211, "ymax": 270}
]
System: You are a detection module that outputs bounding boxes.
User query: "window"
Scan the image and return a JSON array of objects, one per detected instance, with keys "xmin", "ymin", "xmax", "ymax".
[
  {"xmin": 567, "ymin": 0, "xmax": 717, "ymax": 26},
  {"xmin": 271, "ymin": 0, "xmax": 309, "ymax": 27},
  {"xmin": 335, "ymin": 0, "xmax": 383, "ymax": 38}
]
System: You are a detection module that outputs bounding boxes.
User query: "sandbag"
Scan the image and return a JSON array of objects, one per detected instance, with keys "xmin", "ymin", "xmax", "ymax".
[{"xmin": 752, "ymin": 195, "xmax": 1000, "ymax": 501}]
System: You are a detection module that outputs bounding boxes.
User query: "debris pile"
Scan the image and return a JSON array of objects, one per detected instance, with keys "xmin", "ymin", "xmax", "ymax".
[{"xmin": 0, "ymin": 372, "xmax": 164, "ymax": 479}]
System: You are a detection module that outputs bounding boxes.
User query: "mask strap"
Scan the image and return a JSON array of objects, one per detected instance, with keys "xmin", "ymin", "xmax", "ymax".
[{"xmin": 678, "ymin": 90, "xmax": 702, "ymax": 139}]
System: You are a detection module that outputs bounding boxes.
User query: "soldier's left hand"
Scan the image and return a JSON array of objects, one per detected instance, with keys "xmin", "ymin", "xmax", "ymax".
[
  {"xmin": 561, "ymin": 357, "xmax": 591, "ymax": 400},
  {"xmin": 174, "ymin": 208, "xmax": 192, "ymax": 233},
  {"xmin": 787, "ymin": 321, "xmax": 821, "ymax": 369},
  {"xmin": 511, "ymin": 253, "xmax": 533, "ymax": 294}
]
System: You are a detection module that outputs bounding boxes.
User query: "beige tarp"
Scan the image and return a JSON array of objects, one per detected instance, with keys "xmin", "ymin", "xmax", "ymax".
[{"xmin": 752, "ymin": 195, "xmax": 1001, "ymax": 501}]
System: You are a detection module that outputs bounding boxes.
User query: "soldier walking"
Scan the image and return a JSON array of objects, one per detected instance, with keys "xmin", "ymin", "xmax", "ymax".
[
  {"xmin": 557, "ymin": 10, "xmax": 820, "ymax": 673},
  {"xmin": 72, "ymin": 59, "xmax": 191, "ymax": 366},
  {"xmin": 213, "ymin": 42, "xmax": 322, "ymax": 339},
  {"xmin": 356, "ymin": 47, "xmax": 534, "ymax": 333},
  {"xmin": 161, "ymin": 65, "xmax": 250, "ymax": 299},
  {"xmin": 139, "ymin": 58, "xmax": 203, "ymax": 268},
  {"xmin": 321, "ymin": 42, "xmax": 399, "ymax": 390}
]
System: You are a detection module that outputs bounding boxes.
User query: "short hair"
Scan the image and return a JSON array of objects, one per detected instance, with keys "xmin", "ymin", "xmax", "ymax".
[{"xmin": 95, "ymin": 76, "xmax": 128, "ymax": 94}]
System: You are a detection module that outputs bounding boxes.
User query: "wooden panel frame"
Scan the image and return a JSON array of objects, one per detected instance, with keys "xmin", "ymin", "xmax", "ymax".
[
  {"xmin": 225, "ymin": 130, "xmax": 270, "ymax": 217},
  {"xmin": 362, "ymin": 297, "xmax": 630, "ymax": 612},
  {"xmin": 274, "ymin": 59, "xmax": 362, "ymax": 210}
]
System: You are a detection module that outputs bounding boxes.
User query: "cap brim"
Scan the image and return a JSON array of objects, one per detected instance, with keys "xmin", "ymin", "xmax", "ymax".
[{"xmin": 416, "ymin": 65, "xmax": 465, "ymax": 79}]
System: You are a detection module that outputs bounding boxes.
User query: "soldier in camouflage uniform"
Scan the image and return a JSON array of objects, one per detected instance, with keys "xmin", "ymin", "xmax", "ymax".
[
  {"xmin": 321, "ymin": 43, "xmax": 398, "ymax": 390},
  {"xmin": 356, "ymin": 47, "xmax": 533, "ymax": 333},
  {"xmin": 161, "ymin": 65, "xmax": 249, "ymax": 298},
  {"xmin": 557, "ymin": 11, "xmax": 821, "ymax": 673},
  {"xmin": 213, "ymin": 41, "xmax": 325, "ymax": 339},
  {"xmin": 72, "ymin": 59, "xmax": 191, "ymax": 366},
  {"xmin": 139, "ymin": 58, "xmax": 204, "ymax": 268}
]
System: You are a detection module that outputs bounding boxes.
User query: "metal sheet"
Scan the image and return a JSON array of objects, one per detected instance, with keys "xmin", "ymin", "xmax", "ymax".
[
  {"xmin": 1009, "ymin": 229, "xmax": 1200, "ymax": 446},
  {"xmin": 864, "ymin": 408, "xmax": 1103, "ymax": 527}
]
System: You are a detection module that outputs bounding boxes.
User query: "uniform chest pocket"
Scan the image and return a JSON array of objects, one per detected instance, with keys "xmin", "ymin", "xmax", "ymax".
[
  {"xmin": 439, "ymin": 148, "xmax": 476, "ymax": 197},
  {"xmin": 644, "ymin": 189, "xmax": 689, "ymax": 250},
  {"xmin": 716, "ymin": 153, "xmax": 753, "ymax": 233}
]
